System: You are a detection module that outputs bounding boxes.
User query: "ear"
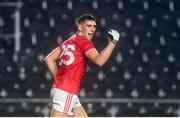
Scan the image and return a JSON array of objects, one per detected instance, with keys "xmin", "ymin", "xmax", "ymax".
[{"xmin": 78, "ymin": 24, "xmax": 82, "ymax": 31}]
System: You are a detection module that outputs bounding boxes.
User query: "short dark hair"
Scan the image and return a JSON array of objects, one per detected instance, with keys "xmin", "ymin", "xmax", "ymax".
[{"xmin": 75, "ymin": 14, "xmax": 96, "ymax": 25}]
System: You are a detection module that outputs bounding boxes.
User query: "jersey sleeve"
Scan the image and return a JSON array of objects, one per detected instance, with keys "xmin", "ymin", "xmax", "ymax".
[{"xmin": 80, "ymin": 40, "xmax": 95, "ymax": 54}]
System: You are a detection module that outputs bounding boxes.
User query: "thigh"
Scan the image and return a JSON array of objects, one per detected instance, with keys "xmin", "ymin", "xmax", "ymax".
[
  {"xmin": 50, "ymin": 88, "xmax": 72, "ymax": 116},
  {"xmin": 50, "ymin": 108, "xmax": 68, "ymax": 117},
  {"xmin": 74, "ymin": 105, "xmax": 88, "ymax": 117}
]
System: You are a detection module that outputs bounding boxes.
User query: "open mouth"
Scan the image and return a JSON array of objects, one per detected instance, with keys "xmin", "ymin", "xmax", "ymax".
[
  {"xmin": 88, "ymin": 33, "xmax": 94, "ymax": 37},
  {"xmin": 87, "ymin": 32, "xmax": 95, "ymax": 39}
]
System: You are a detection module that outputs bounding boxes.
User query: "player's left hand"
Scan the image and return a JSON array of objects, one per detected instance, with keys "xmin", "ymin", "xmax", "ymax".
[{"xmin": 108, "ymin": 29, "xmax": 120, "ymax": 44}]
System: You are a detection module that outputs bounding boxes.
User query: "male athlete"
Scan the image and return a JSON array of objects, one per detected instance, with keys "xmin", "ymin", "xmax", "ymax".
[{"xmin": 44, "ymin": 14, "xmax": 120, "ymax": 117}]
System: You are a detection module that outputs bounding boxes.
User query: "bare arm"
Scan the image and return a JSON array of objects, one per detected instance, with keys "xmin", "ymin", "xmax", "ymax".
[
  {"xmin": 85, "ymin": 40, "xmax": 116, "ymax": 66},
  {"xmin": 85, "ymin": 29, "xmax": 120, "ymax": 66},
  {"xmin": 44, "ymin": 47, "xmax": 62, "ymax": 78}
]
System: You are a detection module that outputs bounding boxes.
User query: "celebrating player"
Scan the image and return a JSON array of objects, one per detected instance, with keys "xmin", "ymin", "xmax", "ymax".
[{"xmin": 44, "ymin": 13, "xmax": 120, "ymax": 117}]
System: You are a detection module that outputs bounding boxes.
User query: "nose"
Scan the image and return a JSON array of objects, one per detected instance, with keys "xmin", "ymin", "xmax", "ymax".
[{"xmin": 91, "ymin": 26, "xmax": 96, "ymax": 32}]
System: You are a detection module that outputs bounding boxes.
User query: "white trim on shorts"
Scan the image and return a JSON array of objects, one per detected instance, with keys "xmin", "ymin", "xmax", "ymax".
[{"xmin": 50, "ymin": 88, "xmax": 81, "ymax": 116}]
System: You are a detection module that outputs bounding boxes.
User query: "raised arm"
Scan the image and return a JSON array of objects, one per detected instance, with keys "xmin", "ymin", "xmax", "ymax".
[
  {"xmin": 85, "ymin": 29, "xmax": 120, "ymax": 66},
  {"xmin": 44, "ymin": 47, "xmax": 62, "ymax": 78}
]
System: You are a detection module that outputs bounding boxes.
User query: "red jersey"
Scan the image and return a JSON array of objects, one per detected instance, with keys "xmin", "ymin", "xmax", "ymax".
[{"xmin": 53, "ymin": 32, "xmax": 95, "ymax": 94}]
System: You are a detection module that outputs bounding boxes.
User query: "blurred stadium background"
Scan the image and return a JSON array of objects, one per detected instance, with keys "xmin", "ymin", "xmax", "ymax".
[{"xmin": 0, "ymin": 0, "xmax": 180, "ymax": 117}]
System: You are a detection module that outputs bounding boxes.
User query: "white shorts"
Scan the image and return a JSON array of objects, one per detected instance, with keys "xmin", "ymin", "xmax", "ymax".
[{"xmin": 50, "ymin": 88, "xmax": 81, "ymax": 116}]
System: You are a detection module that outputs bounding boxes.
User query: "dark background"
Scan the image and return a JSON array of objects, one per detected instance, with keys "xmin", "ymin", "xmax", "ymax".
[{"xmin": 0, "ymin": 0, "xmax": 180, "ymax": 117}]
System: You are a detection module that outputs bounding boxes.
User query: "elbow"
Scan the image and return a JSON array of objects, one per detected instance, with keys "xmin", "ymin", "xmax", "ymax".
[
  {"xmin": 97, "ymin": 63, "xmax": 104, "ymax": 67},
  {"xmin": 93, "ymin": 57, "xmax": 105, "ymax": 67},
  {"xmin": 96, "ymin": 61, "xmax": 105, "ymax": 67},
  {"xmin": 44, "ymin": 57, "xmax": 47, "ymax": 63},
  {"xmin": 44, "ymin": 55, "xmax": 57, "ymax": 65},
  {"xmin": 44, "ymin": 56, "xmax": 50, "ymax": 64},
  {"xmin": 44, "ymin": 56, "xmax": 48, "ymax": 63}
]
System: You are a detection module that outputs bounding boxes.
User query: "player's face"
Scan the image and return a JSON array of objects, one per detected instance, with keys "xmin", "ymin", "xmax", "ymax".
[{"xmin": 78, "ymin": 20, "xmax": 96, "ymax": 40}]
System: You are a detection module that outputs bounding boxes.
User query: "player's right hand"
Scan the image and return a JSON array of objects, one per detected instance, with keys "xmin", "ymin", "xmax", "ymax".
[{"xmin": 108, "ymin": 29, "xmax": 120, "ymax": 44}]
